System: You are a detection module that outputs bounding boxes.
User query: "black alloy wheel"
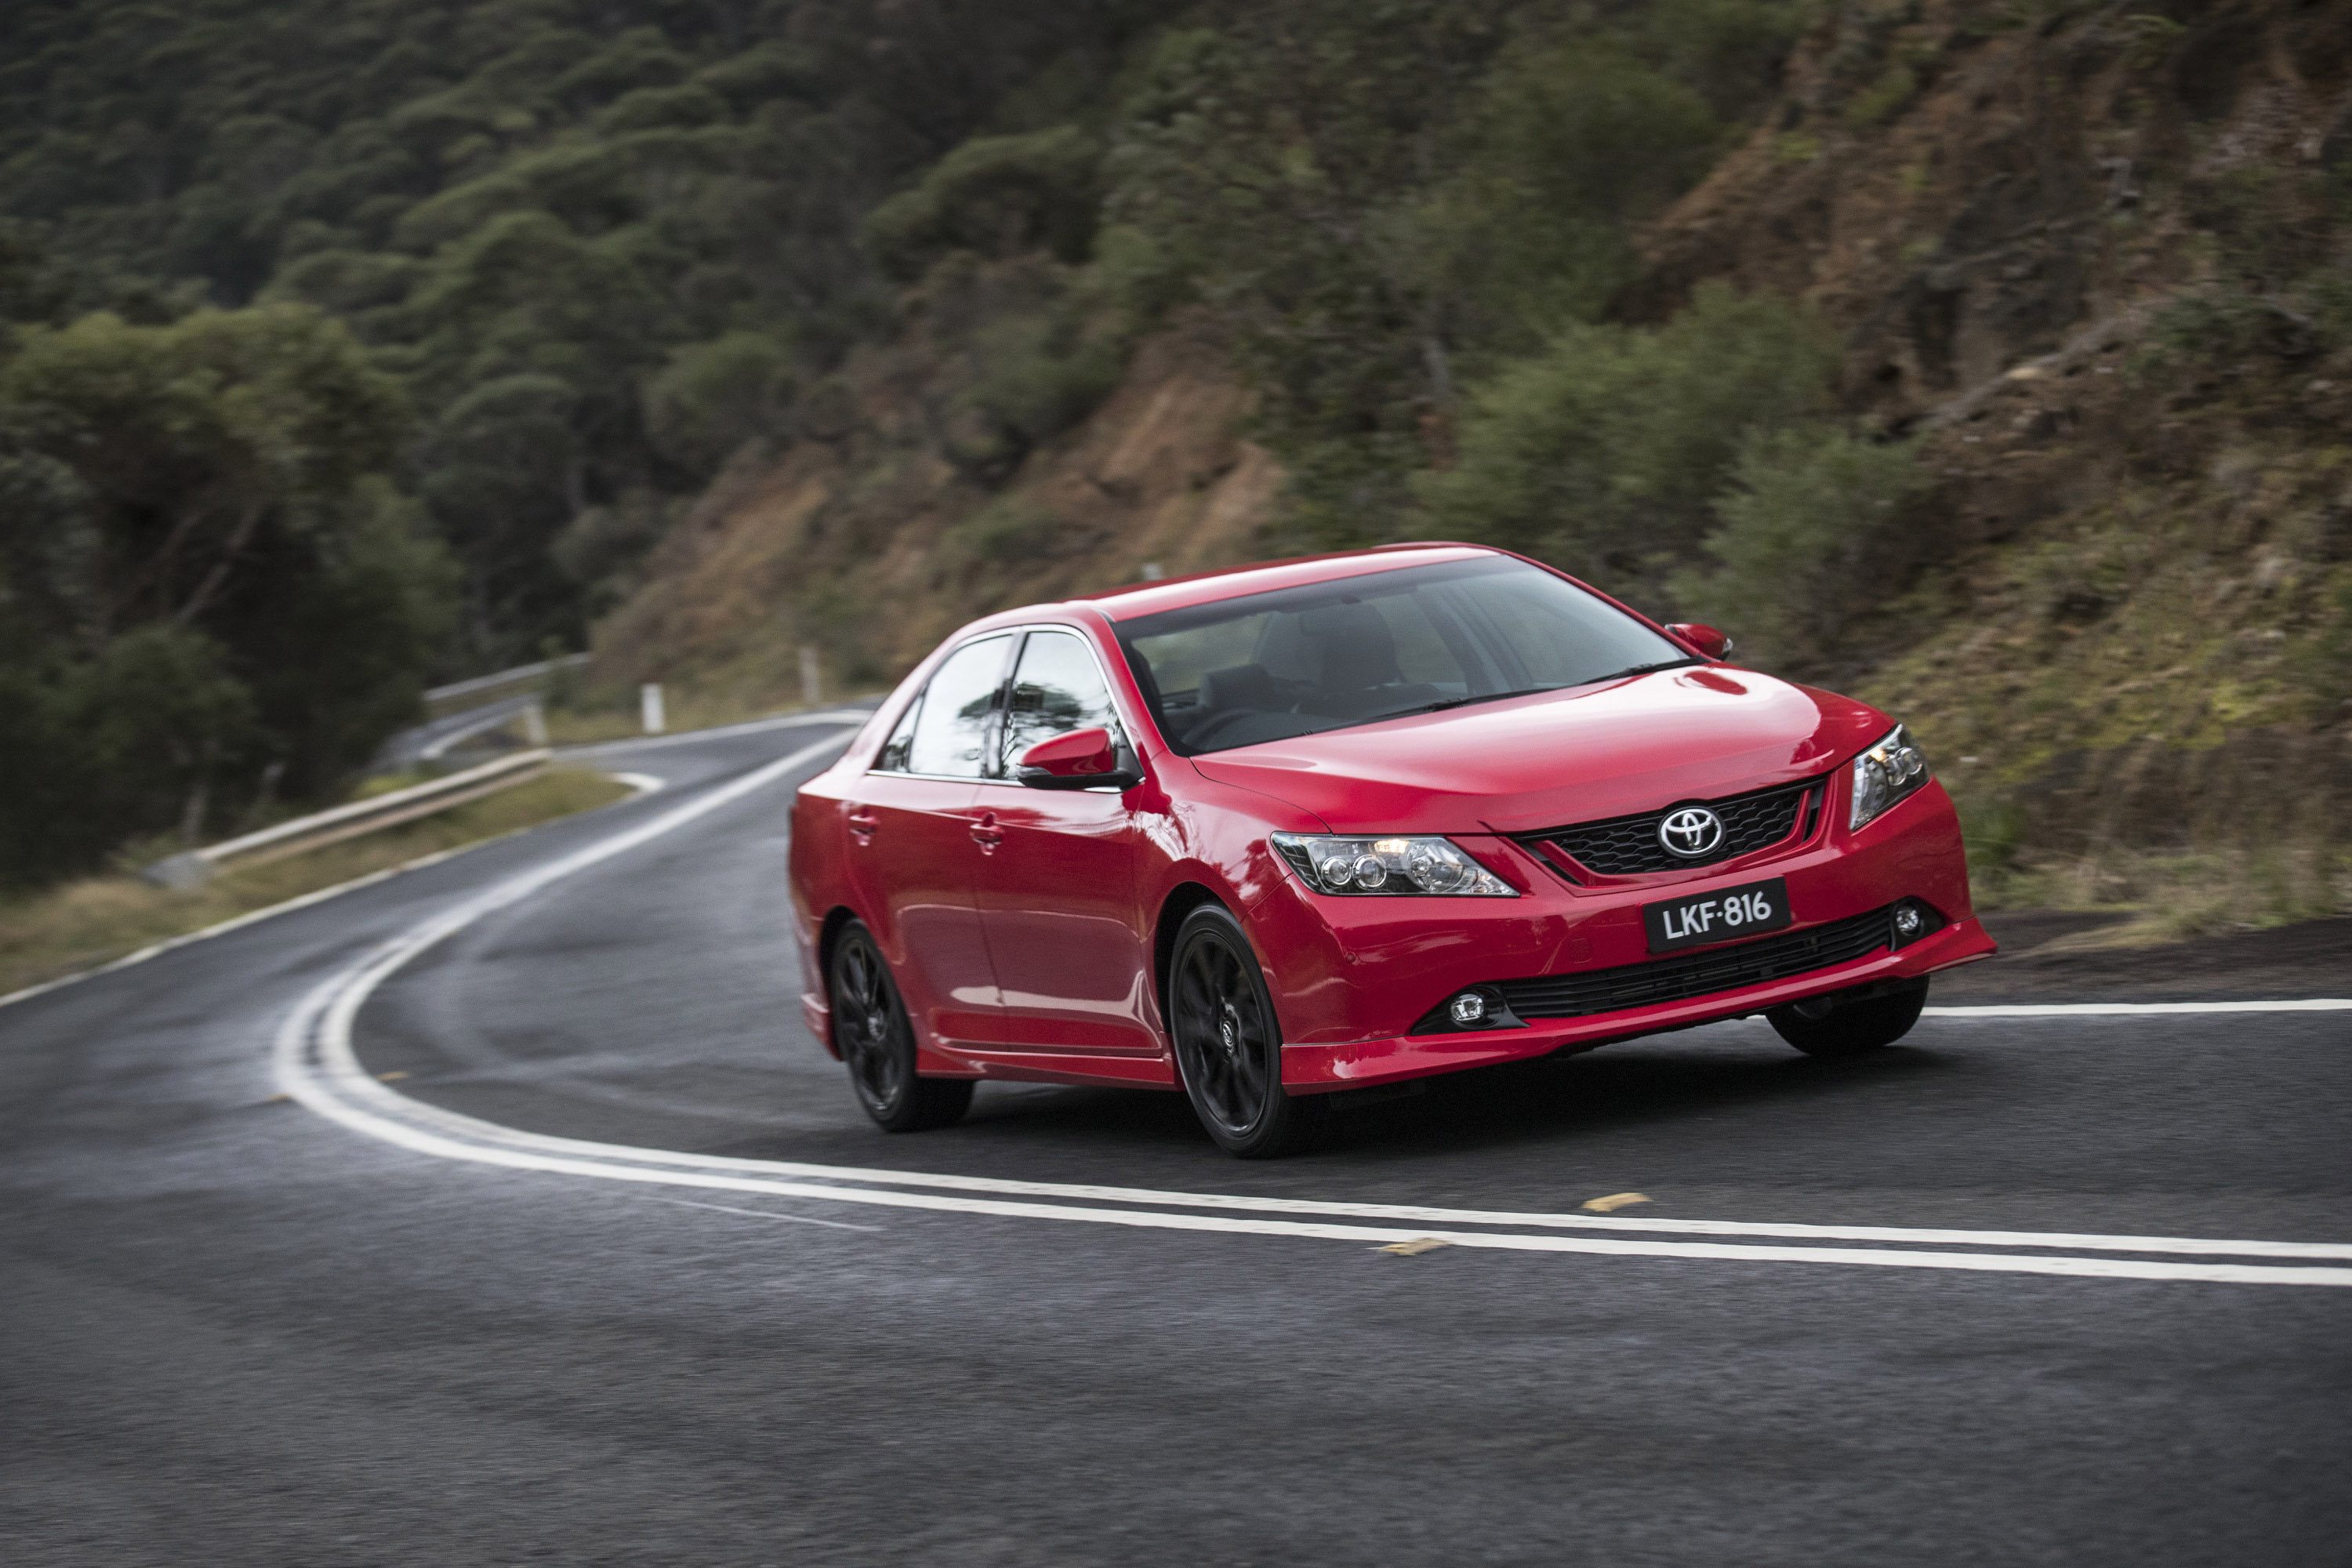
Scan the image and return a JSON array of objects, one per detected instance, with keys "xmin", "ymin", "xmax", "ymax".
[
  {"xmin": 1168, "ymin": 905, "xmax": 1323, "ymax": 1158},
  {"xmin": 829, "ymin": 921, "xmax": 973, "ymax": 1132},
  {"xmin": 1768, "ymin": 977, "xmax": 1931, "ymax": 1058}
]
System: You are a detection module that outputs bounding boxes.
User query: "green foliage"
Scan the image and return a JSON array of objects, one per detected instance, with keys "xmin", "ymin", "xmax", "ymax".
[
  {"xmin": 2118, "ymin": 13, "xmax": 2186, "ymax": 70},
  {"xmin": 1439, "ymin": 43, "xmax": 1723, "ymax": 338},
  {"xmin": 0, "ymin": 625, "xmax": 257, "ymax": 887},
  {"xmin": 1844, "ymin": 64, "xmax": 1918, "ymax": 127},
  {"xmin": 643, "ymin": 331, "xmax": 793, "ymax": 472},
  {"xmin": 2136, "ymin": 163, "xmax": 2351, "ymax": 374},
  {"xmin": 0, "ymin": 305, "xmax": 408, "ymax": 633},
  {"xmin": 1105, "ymin": 5, "xmax": 1518, "ymax": 500},
  {"xmin": 960, "ymin": 309, "xmax": 1125, "ymax": 457},
  {"xmin": 1419, "ymin": 284, "xmax": 1841, "ymax": 597},
  {"xmin": 1674, "ymin": 424, "xmax": 1933, "ymax": 668},
  {"xmin": 951, "ymin": 499, "xmax": 1069, "ymax": 565},
  {"xmin": 0, "ymin": 295, "xmax": 452, "ymax": 887},
  {"xmin": 1633, "ymin": 0, "xmax": 1810, "ymax": 122},
  {"xmin": 1103, "ymin": 0, "xmax": 1800, "ymax": 544},
  {"xmin": 2292, "ymin": 570, "xmax": 2352, "ymax": 724},
  {"xmin": 864, "ymin": 127, "xmax": 1105, "ymax": 280},
  {"xmin": 0, "ymin": 0, "xmax": 1173, "ymax": 661},
  {"xmin": 2142, "ymin": 290, "xmax": 2311, "ymax": 368}
]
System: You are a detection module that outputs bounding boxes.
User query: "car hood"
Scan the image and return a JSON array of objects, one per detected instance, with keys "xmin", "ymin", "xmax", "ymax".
[{"xmin": 1185, "ymin": 668, "xmax": 1889, "ymax": 834}]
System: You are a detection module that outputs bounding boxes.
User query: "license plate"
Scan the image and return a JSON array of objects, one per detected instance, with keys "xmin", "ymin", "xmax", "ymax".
[{"xmin": 1643, "ymin": 877, "xmax": 1793, "ymax": 953}]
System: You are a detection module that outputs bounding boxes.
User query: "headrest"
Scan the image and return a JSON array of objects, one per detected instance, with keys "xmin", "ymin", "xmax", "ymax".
[
  {"xmin": 1296, "ymin": 602, "xmax": 1401, "ymax": 687},
  {"xmin": 1197, "ymin": 662, "xmax": 1276, "ymax": 712}
]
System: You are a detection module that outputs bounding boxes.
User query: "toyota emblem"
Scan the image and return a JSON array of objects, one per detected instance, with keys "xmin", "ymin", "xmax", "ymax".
[{"xmin": 1657, "ymin": 806, "xmax": 1726, "ymax": 858}]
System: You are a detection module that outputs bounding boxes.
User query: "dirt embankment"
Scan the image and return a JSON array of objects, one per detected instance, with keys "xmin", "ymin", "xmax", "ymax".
[{"xmin": 593, "ymin": 325, "xmax": 1280, "ymax": 702}]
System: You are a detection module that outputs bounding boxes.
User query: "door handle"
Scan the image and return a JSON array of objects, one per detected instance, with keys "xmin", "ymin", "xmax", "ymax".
[
  {"xmin": 848, "ymin": 808, "xmax": 879, "ymax": 844},
  {"xmin": 969, "ymin": 811, "xmax": 1004, "ymax": 851}
]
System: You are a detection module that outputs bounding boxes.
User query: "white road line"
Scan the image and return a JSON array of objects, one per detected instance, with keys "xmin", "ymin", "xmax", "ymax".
[
  {"xmin": 268, "ymin": 727, "xmax": 2352, "ymax": 1288},
  {"xmin": 1928, "ymin": 1000, "xmax": 2350, "ymax": 1016},
  {"xmin": 297, "ymin": 1069, "xmax": 2352, "ymax": 1261},
  {"xmin": 274, "ymin": 1005, "xmax": 2352, "ymax": 1286},
  {"xmin": 635, "ymin": 1196, "xmax": 883, "ymax": 1232}
]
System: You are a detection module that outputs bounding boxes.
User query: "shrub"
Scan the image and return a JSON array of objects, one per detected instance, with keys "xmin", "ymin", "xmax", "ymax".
[
  {"xmin": 1419, "ymin": 283, "xmax": 1840, "ymax": 597},
  {"xmin": 1673, "ymin": 424, "xmax": 1933, "ymax": 669},
  {"xmin": 863, "ymin": 126, "xmax": 1103, "ymax": 280},
  {"xmin": 959, "ymin": 310, "xmax": 1123, "ymax": 456},
  {"xmin": 641, "ymin": 331, "xmax": 793, "ymax": 471},
  {"xmin": 947, "ymin": 499, "xmax": 1065, "ymax": 565}
]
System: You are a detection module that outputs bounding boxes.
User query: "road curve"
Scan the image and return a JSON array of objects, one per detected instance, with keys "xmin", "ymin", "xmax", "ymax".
[{"xmin": 5, "ymin": 715, "xmax": 2348, "ymax": 1565}]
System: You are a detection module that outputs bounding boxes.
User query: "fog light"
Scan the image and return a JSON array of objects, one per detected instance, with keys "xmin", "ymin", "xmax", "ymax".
[
  {"xmin": 1893, "ymin": 905, "xmax": 1924, "ymax": 938},
  {"xmin": 1449, "ymin": 993, "xmax": 1487, "ymax": 1025}
]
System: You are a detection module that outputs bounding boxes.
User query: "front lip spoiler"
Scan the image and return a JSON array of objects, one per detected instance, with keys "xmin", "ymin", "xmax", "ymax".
[
  {"xmin": 1279, "ymin": 916, "xmax": 1997, "ymax": 1093},
  {"xmin": 1406, "ymin": 898, "xmax": 1947, "ymax": 1035}
]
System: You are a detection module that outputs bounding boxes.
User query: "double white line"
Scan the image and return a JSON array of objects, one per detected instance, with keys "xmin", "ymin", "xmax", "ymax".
[{"xmin": 273, "ymin": 726, "xmax": 2352, "ymax": 1288}]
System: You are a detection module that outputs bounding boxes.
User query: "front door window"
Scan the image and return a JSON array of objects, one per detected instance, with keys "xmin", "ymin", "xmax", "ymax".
[{"xmin": 998, "ymin": 628, "xmax": 1122, "ymax": 773}]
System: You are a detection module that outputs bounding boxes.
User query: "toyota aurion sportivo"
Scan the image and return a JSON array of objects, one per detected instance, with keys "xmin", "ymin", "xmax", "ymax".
[{"xmin": 788, "ymin": 544, "xmax": 1993, "ymax": 1156}]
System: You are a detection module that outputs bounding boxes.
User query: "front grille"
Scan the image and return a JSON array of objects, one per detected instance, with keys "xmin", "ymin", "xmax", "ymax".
[
  {"xmin": 1487, "ymin": 905, "xmax": 1894, "ymax": 1023},
  {"xmin": 1519, "ymin": 778, "xmax": 1818, "ymax": 876}
]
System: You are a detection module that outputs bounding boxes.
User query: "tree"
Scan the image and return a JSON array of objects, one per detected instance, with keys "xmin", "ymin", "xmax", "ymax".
[
  {"xmin": 0, "ymin": 301, "xmax": 451, "ymax": 885},
  {"xmin": 0, "ymin": 305, "xmax": 408, "ymax": 638}
]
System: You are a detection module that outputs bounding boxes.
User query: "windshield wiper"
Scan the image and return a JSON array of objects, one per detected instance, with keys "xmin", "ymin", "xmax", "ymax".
[
  {"xmin": 1368, "ymin": 685, "xmax": 1566, "ymax": 720},
  {"xmin": 1366, "ymin": 660, "xmax": 1703, "ymax": 724},
  {"xmin": 1577, "ymin": 657, "xmax": 1703, "ymax": 685}
]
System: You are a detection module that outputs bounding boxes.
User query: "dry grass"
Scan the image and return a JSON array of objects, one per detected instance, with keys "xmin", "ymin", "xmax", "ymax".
[
  {"xmin": 0, "ymin": 768, "xmax": 633, "ymax": 1000},
  {"xmin": 1970, "ymin": 842, "xmax": 2351, "ymax": 951}
]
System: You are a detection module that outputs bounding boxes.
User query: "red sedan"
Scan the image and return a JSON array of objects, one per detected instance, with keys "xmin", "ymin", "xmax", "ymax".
[{"xmin": 789, "ymin": 544, "xmax": 1994, "ymax": 1156}]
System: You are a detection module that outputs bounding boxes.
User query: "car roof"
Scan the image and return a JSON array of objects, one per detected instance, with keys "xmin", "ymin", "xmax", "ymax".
[{"xmin": 1058, "ymin": 543, "xmax": 1504, "ymax": 623}]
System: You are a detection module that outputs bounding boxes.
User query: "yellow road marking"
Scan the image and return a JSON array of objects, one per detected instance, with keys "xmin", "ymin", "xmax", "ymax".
[{"xmin": 1583, "ymin": 1192, "xmax": 1650, "ymax": 1213}]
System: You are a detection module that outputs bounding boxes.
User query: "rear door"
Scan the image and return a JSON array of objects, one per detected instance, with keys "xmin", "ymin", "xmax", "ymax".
[
  {"xmin": 967, "ymin": 627, "xmax": 1159, "ymax": 1056},
  {"xmin": 842, "ymin": 633, "xmax": 1013, "ymax": 1051}
]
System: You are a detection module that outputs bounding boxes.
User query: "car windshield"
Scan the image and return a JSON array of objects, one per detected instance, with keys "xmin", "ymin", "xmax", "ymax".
[{"xmin": 1114, "ymin": 556, "xmax": 1695, "ymax": 756}]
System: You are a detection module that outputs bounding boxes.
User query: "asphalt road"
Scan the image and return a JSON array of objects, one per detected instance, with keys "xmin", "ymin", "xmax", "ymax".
[{"xmin": 5, "ymin": 715, "xmax": 2348, "ymax": 1566}]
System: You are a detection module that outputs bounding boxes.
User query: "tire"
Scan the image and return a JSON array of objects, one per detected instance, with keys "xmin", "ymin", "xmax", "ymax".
[
  {"xmin": 1167, "ymin": 905, "xmax": 1323, "ymax": 1158},
  {"xmin": 829, "ymin": 921, "xmax": 973, "ymax": 1132},
  {"xmin": 1769, "ymin": 978, "xmax": 1929, "ymax": 1058}
]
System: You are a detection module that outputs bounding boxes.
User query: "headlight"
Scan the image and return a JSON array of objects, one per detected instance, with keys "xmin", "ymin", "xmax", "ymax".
[
  {"xmin": 1270, "ymin": 833, "xmax": 1516, "ymax": 896},
  {"xmin": 1849, "ymin": 723, "xmax": 1932, "ymax": 831}
]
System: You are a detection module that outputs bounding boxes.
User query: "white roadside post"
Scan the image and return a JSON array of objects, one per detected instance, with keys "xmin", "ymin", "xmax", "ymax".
[
  {"xmin": 640, "ymin": 683, "xmax": 666, "ymax": 735},
  {"xmin": 522, "ymin": 699, "xmax": 549, "ymax": 746},
  {"xmin": 799, "ymin": 644, "xmax": 822, "ymax": 710}
]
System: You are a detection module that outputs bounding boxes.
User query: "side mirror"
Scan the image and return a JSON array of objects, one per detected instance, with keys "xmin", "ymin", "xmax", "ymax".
[
  {"xmin": 1014, "ymin": 727, "xmax": 1142, "ymax": 791},
  {"xmin": 1664, "ymin": 622, "xmax": 1735, "ymax": 660}
]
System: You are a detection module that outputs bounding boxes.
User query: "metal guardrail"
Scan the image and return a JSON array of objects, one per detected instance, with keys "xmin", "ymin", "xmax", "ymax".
[
  {"xmin": 144, "ymin": 750, "xmax": 552, "ymax": 891},
  {"xmin": 425, "ymin": 654, "xmax": 591, "ymax": 718}
]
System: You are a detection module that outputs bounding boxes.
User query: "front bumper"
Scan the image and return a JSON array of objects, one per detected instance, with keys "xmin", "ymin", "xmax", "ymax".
[
  {"xmin": 1281, "ymin": 914, "xmax": 1991, "ymax": 1091},
  {"xmin": 1247, "ymin": 779, "xmax": 1991, "ymax": 1091}
]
